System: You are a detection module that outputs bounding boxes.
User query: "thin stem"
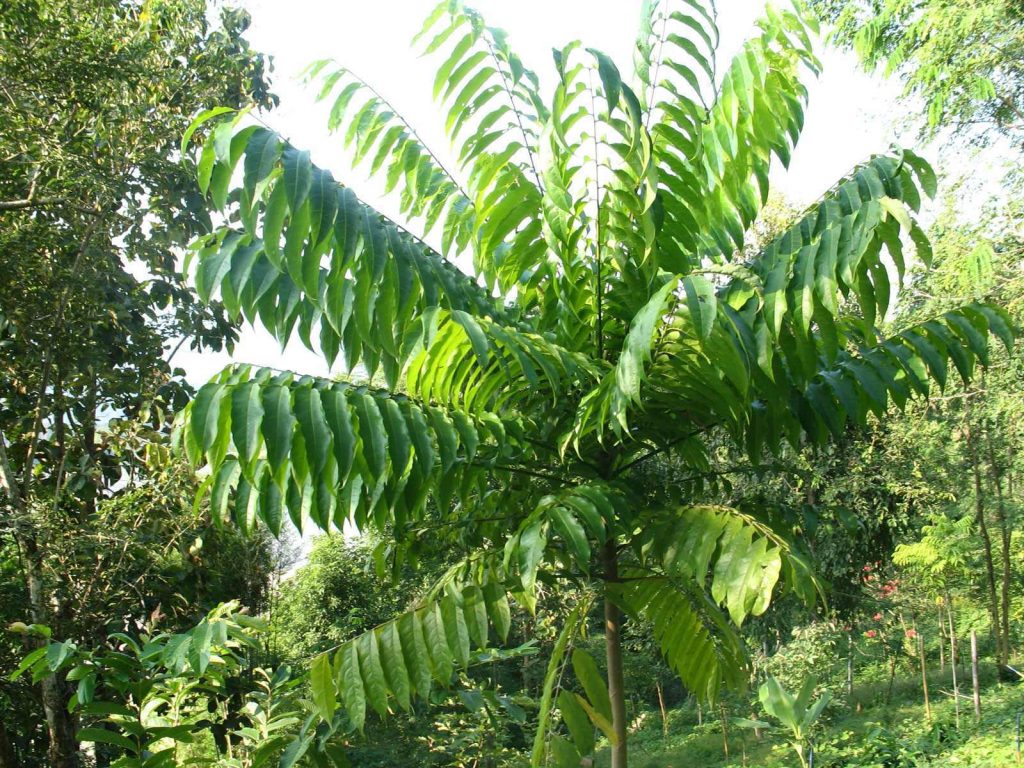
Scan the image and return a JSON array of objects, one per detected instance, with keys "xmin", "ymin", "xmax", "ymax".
[
  {"xmin": 643, "ymin": 8, "xmax": 671, "ymax": 130},
  {"xmin": 613, "ymin": 429, "xmax": 704, "ymax": 477},
  {"xmin": 0, "ymin": 197, "xmax": 102, "ymax": 215},
  {"xmin": 589, "ymin": 69, "xmax": 605, "ymax": 362},
  {"xmin": 478, "ymin": 461, "xmax": 568, "ymax": 485},
  {"xmin": 482, "ymin": 37, "xmax": 543, "ymax": 194},
  {"xmin": 337, "ymin": 68, "xmax": 472, "ymax": 203}
]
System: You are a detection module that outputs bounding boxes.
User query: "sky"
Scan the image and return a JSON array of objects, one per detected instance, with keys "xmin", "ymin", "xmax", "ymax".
[{"xmin": 175, "ymin": 0, "xmax": 910, "ymax": 386}]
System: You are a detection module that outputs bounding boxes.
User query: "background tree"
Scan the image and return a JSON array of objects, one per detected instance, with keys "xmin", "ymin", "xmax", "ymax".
[
  {"xmin": 182, "ymin": 2, "xmax": 1011, "ymax": 766},
  {"xmin": 0, "ymin": 1, "xmax": 275, "ymax": 765},
  {"xmin": 812, "ymin": 0, "xmax": 1024, "ymax": 146}
]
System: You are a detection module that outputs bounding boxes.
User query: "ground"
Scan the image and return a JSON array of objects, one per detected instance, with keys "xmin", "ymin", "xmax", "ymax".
[{"xmin": 596, "ymin": 666, "xmax": 1024, "ymax": 767}]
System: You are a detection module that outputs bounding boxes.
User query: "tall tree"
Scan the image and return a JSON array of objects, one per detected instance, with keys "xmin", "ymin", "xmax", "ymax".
[
  {"xmin": 0, "ymin": 1, "xmax": 274, "ymax": 765},
  {"xmin": 182, "ymin": 2, "xmax": 1011, "ymax": 765},
  {"xmin": 887, "ymin": 194, "xmax": 1024, "ymax": 668}
]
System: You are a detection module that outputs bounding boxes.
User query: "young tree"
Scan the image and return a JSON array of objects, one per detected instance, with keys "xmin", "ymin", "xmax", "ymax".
[
  {"xmin": 0, "ymin": 1, "xmax": 274, "ymax": 764},
  {"xmin": 182, "ymin": 2, "xmax": 1011, "ymax": 764}
]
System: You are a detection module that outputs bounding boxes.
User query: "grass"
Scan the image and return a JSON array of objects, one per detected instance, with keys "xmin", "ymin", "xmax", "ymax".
[{"xmin": 593, "ymin": 664, "xmax": 1024, "ymax": 767}]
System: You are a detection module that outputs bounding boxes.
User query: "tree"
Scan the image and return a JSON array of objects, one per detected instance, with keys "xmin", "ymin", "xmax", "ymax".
[
  {"xmin": 812, "ymin": 0, "xmax": 1024, "ymax": 146},
  {"xmin": 270, "ymin": 533, "xmax": 445, "ymax": 661},
  {"xmin": 182, "ymin": 2, "xmax": 1012, "ymax": 765},
  {"xmin": 0, "ymin": 1, "xmax": 274, "ymax": 765},
  {"xmin": 883, "ymin": 191, "xmax": 1024, "ymax": 669}
]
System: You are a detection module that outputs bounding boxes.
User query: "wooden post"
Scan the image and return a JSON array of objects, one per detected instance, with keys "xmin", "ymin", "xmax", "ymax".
[
  {"xmin": 919, "ymin": 633, "xmax": 931, "ymax": 720},
  {"xmin": 971, "ymin": 630, "xmax": 981, "ymax": 721}
]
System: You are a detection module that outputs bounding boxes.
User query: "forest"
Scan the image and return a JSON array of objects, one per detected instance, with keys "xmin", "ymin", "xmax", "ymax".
[{"xmin": 1, "ymin": 0, "xmax": 1022, "ymax": 766}]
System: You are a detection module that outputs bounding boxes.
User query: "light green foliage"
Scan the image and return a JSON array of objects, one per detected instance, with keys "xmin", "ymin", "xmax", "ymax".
[
  {"xmin": 815, "ymin": 0, "xmax": 1024, "ymax": 144},
  {"xmin": 179, "ymin": 0, "xmax": 1012, "ymax": 762},
  {"xmin": 270, "ymin": 534, "xmax": 442, "ymax": 662},
  {"xmin": 755, "ymin": 676, "xmax": 831, "ymax": 767}
]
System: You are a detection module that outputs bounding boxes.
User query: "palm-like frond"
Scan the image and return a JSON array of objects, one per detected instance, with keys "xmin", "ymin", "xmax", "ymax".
[{"xmin": 179, "ymin": 0, "xmax": 1014, "ymax": 749}]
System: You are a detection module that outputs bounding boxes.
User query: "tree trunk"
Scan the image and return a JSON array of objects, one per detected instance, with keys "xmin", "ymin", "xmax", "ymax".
[
  {"xmin": 971, "ymin": 630, "xmax": 981, "ymax": 721},
  {"xmin": 947, "ymin": 595, "xmax": 961, "ymax": 729},
  {"xmin": 719, "ymin": 703, "xmax": 730, "ymax": 761},
  {"xmin": 656, "ymin": 681, "xmax": 668, "ymax": 737},
  {"xmin": 846, "ymin": 632, "xmax": 854, "ymax": 697},
  {"xmin": 938, "ymin": 603, "xmax": 945, "ymax": 672},
  {"xmin": 919, "ymin": 632, "xmax": 931, "ymax": 721},
  {"xmin": 966, "ymin": 419, "xmax": 1003, "ymax": 662},
  {"xmin": 984, "ymin": 425, "xmax": 1013, "ymax": 667},
  {"xmin": 602, "ymin": 540, "xmax": 628, "ymax": 768},
  {"xmin": 19, "ymin": 533, "xmax": 79, "ymax": 768}
]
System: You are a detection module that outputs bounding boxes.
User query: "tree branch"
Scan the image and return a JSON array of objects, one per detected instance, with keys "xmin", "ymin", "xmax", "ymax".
[{"xmin": 0, "ymin": 197, "xmax": 102, "ymax": 215}]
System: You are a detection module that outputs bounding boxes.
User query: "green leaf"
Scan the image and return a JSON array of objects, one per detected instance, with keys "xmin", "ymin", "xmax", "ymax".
[
  {"xmin": 378, "ymin": 622, "xmax": 412, "ymax": 711},
  {"xmin": 571, "ymin": 649, "xmax": 611, "ymax": 722},
  {"xmin": 181, "ymin": 106, "xmax": 234, "ymax": 156},
  {"xmin": 311, "ymin": 651, "xmax": 337, "ymax": 722},
  {"xmin": 336, "ymin": 642, "xmax": 366, "ymax": 731},
  {"xmin": 261, "ymin": 385, "xmax": 295, "ymax": 485},
  {"xmin": 283, "ymin": 147, "xmax": 314, "ymax": 210},
  {"xmin": 616, "ymin": 278, "xmax": 678, "ymax": 401},
  {"xmin": 557, "ymin": 689, "xmax": 595, "ymax": 756},
  {"xmin": 231, "ymin": 382, "xmax": 264, "ymax": 467},
  {"xmin": 588, "ymin": 48, "xmax": 622, "ymax": 110},
  {"xmin": 78, "ymin": 727, "xmax": 138, "ymax": 754},
  {"xmin": 683, "ymin": 275, "xmax": 717, "ymax": 341}
]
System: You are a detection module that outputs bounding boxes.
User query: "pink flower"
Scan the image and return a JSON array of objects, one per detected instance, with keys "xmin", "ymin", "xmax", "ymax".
[
  {"xmin": 906, "ymin": 629, "xmax": 917, "ymax": 639},
  {"xmin": 865, "ymin": 629, "xmax": 877, "ymax": 638},
  {"xmin": 873, "ymin": 613, "xmax": 882, "ymax": 621}
]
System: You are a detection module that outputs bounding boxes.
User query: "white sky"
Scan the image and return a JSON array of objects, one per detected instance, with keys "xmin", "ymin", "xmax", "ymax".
[{"xmin": 176, "ymin": 0, "xmax": 911, "ymax": 385}]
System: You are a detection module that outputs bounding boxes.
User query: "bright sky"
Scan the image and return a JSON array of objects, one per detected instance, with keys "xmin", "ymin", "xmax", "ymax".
[{"xmin": 175, "ymin": 0, "xmax": 909, "ymax": 386}]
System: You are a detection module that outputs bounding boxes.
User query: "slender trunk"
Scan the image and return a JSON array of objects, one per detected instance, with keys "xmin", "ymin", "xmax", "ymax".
[
  {"xmin": 938, "ymin": 602, "xmax": 946, "ymax": 672},
  {"xmin": 83, "ymin": 372, "xmax": 98, "ymax": 520},
  {"xmin": 846, "ymin": 633, "xmax": 854, "ymax": 697},
  {"xmin": 971, "ymin": 630, "xmax": 981, "ymax": 721},
  {"xmin": 919, "ymin": 632, "xmax": 931, "ymax": 721},
  {"xmin": 966, "ymin": 419, "xmax": 1003, "ymax": 661},
  {"xmin": 948, "ymin": 595, "xmax": 961, "ymax": 729},
  {"xmin": 984, "ymin": 425, "xmax": 1012, "ymax": 667},
  {"xmin": 719, "ymin": 703, "xmax": 729, "ymax": 761},
  {"xmin": 656, "ymin": 681, "xmax": 668, "ymax": 737},
  {"xmin": 602, "ymin": 540, "xmax": 628, "ymax": 768},
  {"xmin": 20, "ymin": 534, "xmax": 78, "ymax": 767}
]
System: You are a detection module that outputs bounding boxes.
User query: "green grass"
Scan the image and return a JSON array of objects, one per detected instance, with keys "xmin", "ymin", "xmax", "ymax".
[{"xmin": 594, "ymin": 665, "xmax": 1024, "ymax": 767}]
